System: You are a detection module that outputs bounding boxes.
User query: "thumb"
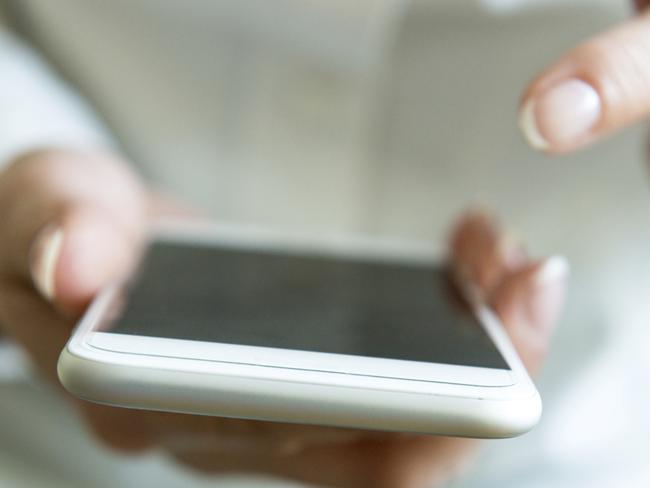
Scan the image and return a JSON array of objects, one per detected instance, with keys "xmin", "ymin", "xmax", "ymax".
[
  {"xmin": 0, "ymin": 149, "xmax": 147, "ymax": 314},
  {"xmin": 519, "ymin": 10, "xmax": 650, "ymax": 154},
  {"xmin": 30, "ymin": 207, "xmax": 143, "ymax": 314}
]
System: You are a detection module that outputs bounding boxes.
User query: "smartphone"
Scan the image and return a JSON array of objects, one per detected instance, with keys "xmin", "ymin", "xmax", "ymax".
[{"xmin": 58, "ymin": 222, "xmax": 541, "ymax": 438}]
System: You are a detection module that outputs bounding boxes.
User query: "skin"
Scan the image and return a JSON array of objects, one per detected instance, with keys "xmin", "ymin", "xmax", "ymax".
[
  {"xmin": 8, "ymin": 2, "xmax": 650, "ymax": 485},
  {"xmin": 521, "ymin": 1, "xmax": 650, "ymax": 154},
  {"xmin": 0, "ymin": 149, "xmax": 568, "ymax": 487}
]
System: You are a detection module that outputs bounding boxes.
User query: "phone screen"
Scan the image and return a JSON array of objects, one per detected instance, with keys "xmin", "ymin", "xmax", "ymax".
[{"xmin": 109, "ymin": 242, "xmax": 509, "ymax": 370}]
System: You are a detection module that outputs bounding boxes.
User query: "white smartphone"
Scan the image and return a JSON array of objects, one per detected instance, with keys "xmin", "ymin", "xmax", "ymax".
[{"xmin": 58, "ymin": 222, "xmax": 541, "ymax": 438}]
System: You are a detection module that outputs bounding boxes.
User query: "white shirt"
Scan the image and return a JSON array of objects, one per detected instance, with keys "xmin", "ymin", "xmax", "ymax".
[{"xmin": 1, "ymin": 1, "xmax": 648, "ymax": 487}]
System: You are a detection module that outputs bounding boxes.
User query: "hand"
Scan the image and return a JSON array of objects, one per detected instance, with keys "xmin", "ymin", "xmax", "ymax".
[
  {"xmin": 519, "ymin": 2, "xmax": 650, "ymax": 154},
  {"xmin": 0, "ymin": 149, "xmax": 568, "ymax": 487}
]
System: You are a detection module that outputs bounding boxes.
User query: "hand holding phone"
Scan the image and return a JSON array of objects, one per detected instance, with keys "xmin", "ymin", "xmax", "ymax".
[
  {"xmin": 0, "ymin": 152, "xmax": 567, "ymax": 488},
  {"xmin": 61, "ymin": 220, "xmax": 550, "ymax": 438}
]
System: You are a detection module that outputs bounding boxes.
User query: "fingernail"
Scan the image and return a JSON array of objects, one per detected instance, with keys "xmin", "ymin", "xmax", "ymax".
[
  {"xmin": 520, "ymin": 79, "xmax": 601, "ymax": 150},
  {"xmin": 534, "ymin": 255, "xmax": 570, "ymax": 288},
  {"xmin": 30, "ymin": 226, "xmax": 64, "ymax": 301}
]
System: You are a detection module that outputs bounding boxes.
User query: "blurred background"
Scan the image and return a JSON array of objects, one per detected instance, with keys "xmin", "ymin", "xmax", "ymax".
[{"xmin": 1, "ymin": 0, "xmax": 649, "ymax": 487}]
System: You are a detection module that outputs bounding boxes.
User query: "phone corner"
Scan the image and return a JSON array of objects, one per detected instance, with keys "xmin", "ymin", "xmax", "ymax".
[
  {"xmin": 56, "ymin": 344, "xmax": 83, "ymax": 396},
  {"xmin": 495, "ymin": 389, "xmax": 543, "ymax": 439},
  {"xmin": 56, "ymin": 342, "xmax": 107, "ymax": 403}
]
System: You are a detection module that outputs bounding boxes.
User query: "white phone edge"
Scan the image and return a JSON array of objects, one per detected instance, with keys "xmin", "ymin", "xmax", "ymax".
[{"xmin": 57, "ymin": 220, "xmax": 542, "ymax": 439}]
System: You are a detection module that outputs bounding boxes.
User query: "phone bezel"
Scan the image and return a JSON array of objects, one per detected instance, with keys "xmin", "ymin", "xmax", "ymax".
[{"xmin": 67, "ymin": 220, "xmax": 536, "ymax": 400}]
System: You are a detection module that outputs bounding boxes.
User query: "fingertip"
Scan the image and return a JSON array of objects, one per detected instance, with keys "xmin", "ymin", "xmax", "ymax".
[
  {"xmin": 449, "ymin": 206, "xmax": 495, "ymax": 253},
  {"xmin": 519, "ymin": 79, "xmax": 602, "ymax": 154},
  {"xmin": 519, "ymin": 12, "xmax": 650, "ymax": 155},
  {"xmin": 50, "ymin": 210, "xmax": 142, "ymax": 313}
]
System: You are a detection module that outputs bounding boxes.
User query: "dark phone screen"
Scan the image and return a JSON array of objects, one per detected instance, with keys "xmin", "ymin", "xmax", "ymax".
[{"xmin": 110, "ymin": 242, "xmax": 509, "ymax": 370}]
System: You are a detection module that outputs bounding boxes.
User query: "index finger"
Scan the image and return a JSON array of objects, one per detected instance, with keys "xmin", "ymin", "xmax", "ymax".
[{"xmin": 519, "ymin": 10, "xmax": 650, "ymax": 154}]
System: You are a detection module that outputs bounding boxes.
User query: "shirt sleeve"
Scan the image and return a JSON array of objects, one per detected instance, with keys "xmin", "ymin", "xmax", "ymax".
[{"xmin": 0, "ymin": 24, "xmax": 114, "ymax": 169}]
